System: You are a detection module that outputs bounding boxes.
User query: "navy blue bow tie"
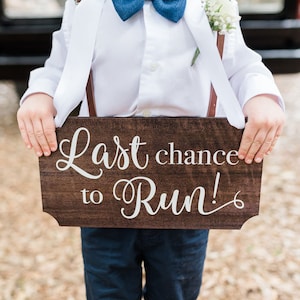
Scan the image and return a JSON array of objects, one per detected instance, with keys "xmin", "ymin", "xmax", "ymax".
[{"xmin": 112, "ymin": 0, "xmax": 186, "ymax": 23}]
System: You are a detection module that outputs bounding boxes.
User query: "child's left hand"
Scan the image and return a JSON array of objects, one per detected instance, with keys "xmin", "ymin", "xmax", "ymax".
[{"xmin": 238, "ymin": 95, "xmax": 285, "ymax": 164}]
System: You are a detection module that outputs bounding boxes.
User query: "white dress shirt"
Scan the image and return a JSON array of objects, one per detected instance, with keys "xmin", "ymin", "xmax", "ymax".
[{"xmin": 22, "ymin": 0, "xmax": 283, "ymax": 128}]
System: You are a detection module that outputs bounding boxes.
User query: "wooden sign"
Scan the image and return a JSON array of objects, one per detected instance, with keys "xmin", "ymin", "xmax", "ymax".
[{"xmin": 39, "ymin": 117, "xmax": 263, "ymax": 229}]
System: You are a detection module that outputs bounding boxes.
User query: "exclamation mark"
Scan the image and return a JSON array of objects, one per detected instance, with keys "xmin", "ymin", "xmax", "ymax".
[{"xmin": 212, "ymin": 172, "xmax": 220, "ymax": 205}]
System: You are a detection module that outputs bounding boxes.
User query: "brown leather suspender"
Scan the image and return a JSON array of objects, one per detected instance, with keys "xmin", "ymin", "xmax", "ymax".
[
  {"xmin": 86, "ymin": 72, "xmax": 97, "ymax": 117},
  {"xmin": 206, "ymin": 33, "xmax": 225, "ymax": 117}
]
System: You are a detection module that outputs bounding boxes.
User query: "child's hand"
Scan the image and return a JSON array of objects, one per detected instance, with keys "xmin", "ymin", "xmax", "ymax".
[
  {"xmin": 17, "ymin": 93, "xmax": 57, "ymax": 157},
  {"xmin": 238, "ymin": 95, "xmax": 285, "ymax": 164}
]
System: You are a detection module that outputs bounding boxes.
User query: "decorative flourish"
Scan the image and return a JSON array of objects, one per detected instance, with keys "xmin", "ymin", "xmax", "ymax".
[{"xmin": 191, "ymin": 0, "xmax": 241, "ymax": 66}]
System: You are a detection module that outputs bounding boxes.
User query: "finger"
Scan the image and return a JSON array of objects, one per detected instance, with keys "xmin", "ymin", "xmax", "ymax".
[
  {"xmin": 256, "ymin": 118, "xmax": 284, "ymax": 159},
  {"xmin": 238, "ymin": 122, "xmax": 257, "ymax": 161},
  {"xmin": 243, "ymin": 129, "xmax": 268, "ymax": 164},
  {"xmin": 25, "ymin": 120, "xmax": 44, "ymax": 157},
  {"xmin": 42, "ymin": 116, "xmax": 57, "ymax": 153},
  {"xmin": 252, "ymin": 129, "xmax": 276, "ymax": 163},
  {"xmin": 266, "ymin": 135, "xmax": 279, "ymax": 156},
  {"xmin": 17, "ymin": 116, "xmax": 32, "ymax": 150},
  {"xmin": 240, "ymin": 123, "xmax": 283, "ymax": 164},
  {"xmin": 267, "ymin": 121, "xmax": 284, "ymax": 154},
  {"xmin": 31, "ymin": 118, "xmax": 53, "ymax": 157}
]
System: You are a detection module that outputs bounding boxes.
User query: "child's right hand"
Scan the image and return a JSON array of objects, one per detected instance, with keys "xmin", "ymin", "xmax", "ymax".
[{"xmin": 17, "ymin": 93, "xmax": 57, "ymax": 157}]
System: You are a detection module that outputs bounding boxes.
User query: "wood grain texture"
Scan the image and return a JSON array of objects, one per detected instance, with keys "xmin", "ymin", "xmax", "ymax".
[{"xmin": 39, "ymin": 117, "xmax": 262, "ymax": 229}]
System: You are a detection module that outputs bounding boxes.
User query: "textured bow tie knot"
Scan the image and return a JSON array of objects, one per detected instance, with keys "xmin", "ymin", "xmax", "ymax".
[{"xmin": 112, "ymin": 0, "xmax": 186, "ymax": 23}]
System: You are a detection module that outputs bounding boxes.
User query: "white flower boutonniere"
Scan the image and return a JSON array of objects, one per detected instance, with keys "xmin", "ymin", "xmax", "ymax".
[{"xmin": 191, "ymin": 0, "xmax": 241, "ymax": 66}]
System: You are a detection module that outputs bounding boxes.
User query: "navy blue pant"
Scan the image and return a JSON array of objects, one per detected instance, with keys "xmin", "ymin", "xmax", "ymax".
[{"xmin": 81, "ymin": 228, "xmax": 209, "ymax": 300}]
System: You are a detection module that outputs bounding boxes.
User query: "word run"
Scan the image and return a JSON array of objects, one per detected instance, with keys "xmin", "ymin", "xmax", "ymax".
[{"xmin": 81, "ymin": 172, "xmax": 245, "ymax": 218}]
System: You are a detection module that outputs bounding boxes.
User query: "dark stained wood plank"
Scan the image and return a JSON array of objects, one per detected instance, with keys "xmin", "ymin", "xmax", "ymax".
[{"xmin": 39, "ymin": 117, "xmax": 262, "ymax": 229}]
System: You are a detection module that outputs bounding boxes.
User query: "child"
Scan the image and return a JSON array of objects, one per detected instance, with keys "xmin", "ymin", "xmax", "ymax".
[{"xmin": 17, "ymin": 0, "xmax": 285, "ymax": 299}]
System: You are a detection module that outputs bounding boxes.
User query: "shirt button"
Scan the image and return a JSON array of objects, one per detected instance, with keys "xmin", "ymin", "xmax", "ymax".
[{"xmin": 149, "ymin": 62, "xmax": 159, "ymax": 72}]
